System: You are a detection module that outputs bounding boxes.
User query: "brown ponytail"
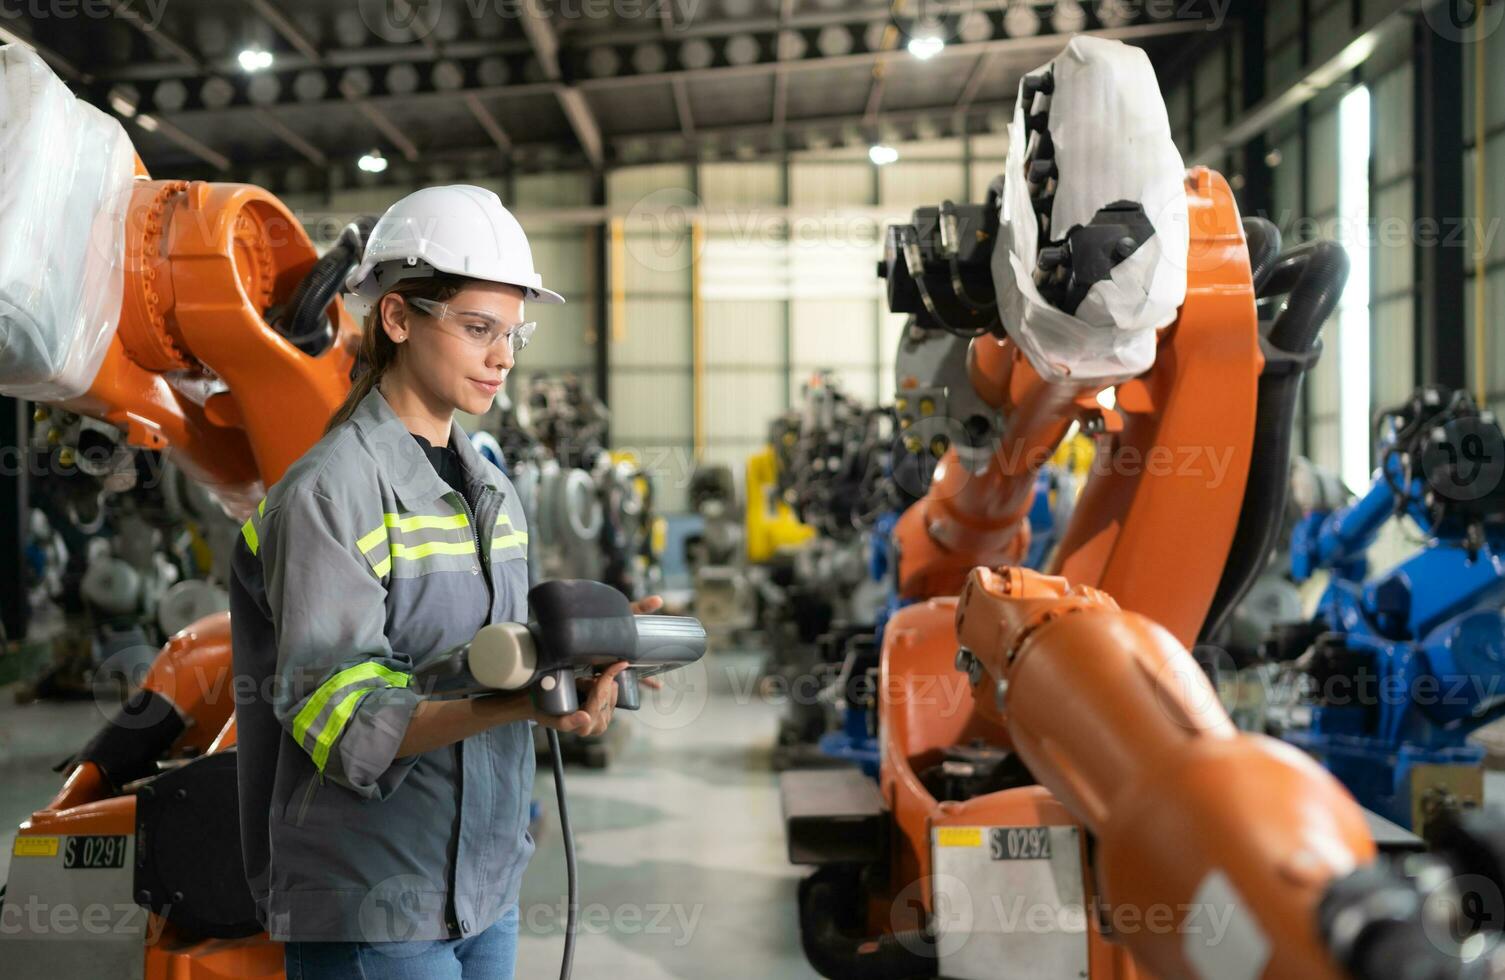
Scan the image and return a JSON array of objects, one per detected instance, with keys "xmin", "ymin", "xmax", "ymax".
[{"xmin": 324, "ymin": 273, "xmax": 475, "ymax": 433}]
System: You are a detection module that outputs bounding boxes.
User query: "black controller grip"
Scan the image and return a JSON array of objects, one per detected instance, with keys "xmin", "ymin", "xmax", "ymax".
[{"xmin": 530, "ymin": 667, "xmax": 580, "ymax": 716}]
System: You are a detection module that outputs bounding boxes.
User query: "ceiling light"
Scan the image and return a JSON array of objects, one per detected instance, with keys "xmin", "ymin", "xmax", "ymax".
[
  {"xmin": 238, "ymin": 48, "xmax": 274, "ymax": 72},
  {"xmin": 358, "ymin": 149, "xmax": 388, "ymax": 174},
  {"xmin": 908, "ymin": 33, "xmax": 944, "ymax": 60},
  {"xmin": 869, "ymin": 144, "xmax": 899, "ymax": 166}
]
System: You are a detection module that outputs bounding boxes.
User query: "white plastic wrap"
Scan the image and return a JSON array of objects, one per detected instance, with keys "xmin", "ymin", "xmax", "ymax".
[
  {"xmin": 993, "ymin": 36, "xmax": 1189, "ymax": 384},
  {"xmin": 0, "ymin": 44, "xmax": 135, "ymax": 401}
]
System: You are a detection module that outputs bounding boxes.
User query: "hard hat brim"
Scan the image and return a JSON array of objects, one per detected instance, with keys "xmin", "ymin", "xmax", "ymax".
[{"xmin": 345, "ymin": 259, "xmax": 566, "ymax": 305}]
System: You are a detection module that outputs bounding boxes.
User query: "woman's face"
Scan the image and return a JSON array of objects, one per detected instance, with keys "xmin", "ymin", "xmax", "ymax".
[{"xmin": 380, "ymin": 281, "xmax": 526, "ymax": 417}]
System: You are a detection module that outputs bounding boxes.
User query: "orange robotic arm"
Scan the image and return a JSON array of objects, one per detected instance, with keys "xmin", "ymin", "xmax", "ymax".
[
  {"xmin": 956, "ymin": 565, "xmax": 1375, "ymax": 979},
  {"xmin": 894, "ymin": 337, "xmax": 1098, "ymax": 598},
  {"xmin": 896, "ymin": 167, "xmax": 1265, "ymax": 653},
  {"xmin": 54, "ymin": 176, "xmax": 361, "ymax": 518}
]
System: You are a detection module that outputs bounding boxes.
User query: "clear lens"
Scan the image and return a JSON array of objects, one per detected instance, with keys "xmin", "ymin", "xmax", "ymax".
[{"xmin": 406, "ymin": 297, "xmax": 534, "ymax": 353}]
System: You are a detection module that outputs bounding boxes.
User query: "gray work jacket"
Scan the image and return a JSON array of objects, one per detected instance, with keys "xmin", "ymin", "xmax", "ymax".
[{"xmin": 230, "ymin": 387, "xmax": 534, "ymax": 943}]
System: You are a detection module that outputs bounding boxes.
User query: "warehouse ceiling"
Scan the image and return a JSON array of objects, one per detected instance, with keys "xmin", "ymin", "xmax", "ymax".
[{"xmin": 4, "ymin": 0, "xmax": 1234, "ymax": 190}]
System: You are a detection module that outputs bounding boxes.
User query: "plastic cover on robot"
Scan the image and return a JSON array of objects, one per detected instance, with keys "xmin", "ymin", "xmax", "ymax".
[
  {"xmin": 993, "ymin": 36, "xmax": 1189, "ymax": 384},
  {"xmin": 0, "ymin": 45, "xmax": 135, "ymax": 400}
]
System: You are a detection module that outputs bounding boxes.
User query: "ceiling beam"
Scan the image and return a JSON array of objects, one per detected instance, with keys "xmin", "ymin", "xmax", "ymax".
[
  {"xmin": 0, "ymin": 21, "xmax": 88, "ymax": 81},
  {"xmin": 105, "ymin": 0, "xmax": 202, "ymax": 70},
  {"xmin": 134, "ymin": 18, "xmax": 1209, "ymax": 121},
  {"xmin": 165, "ymin": 93, "xmax": 1023, "ymax": 188},
  {"xmin": 956, "ymin": 51, "xmax": 994, "ymax": 112},
  {"xmin": 672, "ymin": 77, "xmax": 696, "ymax": 138},
  {"xmin": 556, "ymin": 87, "xmax": 605, "ymax": 169},
  {"xmin": 100, "ymin": 39, "xmax": 535, "ymax": 81},
  {"xmin": 863, "ymin": 21, "xmax": 903, "ymax": 129},
  {"xmin": 241, "ymin": 0, "xmax": 421, "ymax": 164},
  {"xmin": 572, "ymin": 20, "xmax": 1214, "ymax": 91},
  {"xmin": 111, "ymin": 14, "xmax": 1204, "ymax": 121},
  {"xmin": 243, "ymin": 0, "xmax": 320, "ymax": 61},
  {"xmin": 137, "ymin": 115, "xmax": 230, "ymax": 170},
  {"xmin": 465, "ymin": 93, "xmax": 513, "ymax": 153},
  {"xmin": 252, "ymin": 108, "xmax": 326, "ymax": 165},
  {"xmin": 518, "ymin": 6, "xmax": 604, "ymax": 169}
]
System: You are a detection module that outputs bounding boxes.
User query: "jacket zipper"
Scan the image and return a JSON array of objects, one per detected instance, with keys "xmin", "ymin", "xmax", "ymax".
[
  {"xmin": 449, "ymin": 487, "xmax": 494, "ymax": 936},
  {"xmin": 294, "ymin": 774, "xmax": 319, "ymax": 826}
]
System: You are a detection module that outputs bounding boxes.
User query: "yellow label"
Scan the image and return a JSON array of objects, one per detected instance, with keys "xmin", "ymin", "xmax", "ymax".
[
  {"xmin": 936, "ymin": 827, "xmax": 983, "ymax": 848},
  {"xmin": 13, "ymin": 836, "xmax": 60, "ymax": 857}
]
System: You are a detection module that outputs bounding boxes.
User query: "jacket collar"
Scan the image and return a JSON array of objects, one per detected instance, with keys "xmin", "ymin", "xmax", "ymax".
[{"xmin": 348, "ymin": 386, "xmax": 505, "ymax": 504}]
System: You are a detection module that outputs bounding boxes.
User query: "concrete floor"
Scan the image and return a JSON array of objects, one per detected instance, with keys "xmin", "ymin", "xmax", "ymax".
[
  {"xmin": 514, "ymin": 649, "xmax": 819, "ymax": 979},
  {"xmin": 5, "ymin": 648, "xmax": 1505, "ymax": 979},
  {"xmin": 0, "ymin": 648, "xmax": 818, "ymax": 979}
]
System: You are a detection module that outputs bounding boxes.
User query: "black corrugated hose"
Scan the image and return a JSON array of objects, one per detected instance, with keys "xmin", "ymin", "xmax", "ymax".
[{"xmin": 1200, "ymin": 236, "xmax": 1350, "ymax": 644}]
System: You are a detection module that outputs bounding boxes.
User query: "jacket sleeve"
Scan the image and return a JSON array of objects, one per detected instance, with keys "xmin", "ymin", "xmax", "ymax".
[{"xmin": 257, "ymin": 485, "xmax": 421, "ymax": 800}]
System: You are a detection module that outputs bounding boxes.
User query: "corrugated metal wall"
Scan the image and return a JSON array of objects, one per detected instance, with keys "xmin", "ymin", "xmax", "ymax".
[
  {"xmin": 1465, "ymin": 23, "xmax": 1505, "ymax": 419},
  {"xmin": 602, "ymin": 136, "xmax": 1009, "ymax": 510}
]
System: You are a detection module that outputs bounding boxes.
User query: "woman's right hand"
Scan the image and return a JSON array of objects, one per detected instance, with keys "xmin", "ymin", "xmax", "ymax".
[{"xmin": 532, "ymin": 661, "xmax": 627, "ymax": 737}]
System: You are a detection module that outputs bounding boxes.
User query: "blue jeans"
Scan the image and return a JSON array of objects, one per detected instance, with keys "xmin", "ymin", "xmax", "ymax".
[{"xmin": 284, "ymin": 905, "xmax": 519, "ymax": 980}]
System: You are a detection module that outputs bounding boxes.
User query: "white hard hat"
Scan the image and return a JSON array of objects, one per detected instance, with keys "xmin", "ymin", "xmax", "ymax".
[{"xmin": 344, "ymin": 184, "xmax": 565, "ymax": 306}]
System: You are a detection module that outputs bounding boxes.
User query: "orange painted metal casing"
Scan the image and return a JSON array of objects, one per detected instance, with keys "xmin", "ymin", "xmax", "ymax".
[
  {"xmin": 894, "ymin": 338, "xmax": 1093, "ymax": 599},
  {"xmin": 955, "ymin": 567, "xmax": 1374, "ymax": 979},
  {"xmin": 878, "ymin": 599, "xmax": 1143, "ymax": 978},
  {"xmin": 894, "ymin": 167, "xmax": 1263, "ymax": 648},
  {"xmin": 57, "ymin": 179, "xmax": 360, "ymax": 519},
  {"xmin": 1051, "ymin": 168, "xmax": 1264, "ymax": 646},
  {"xmin": 875, "ymin": 168, "xmax": 1371, "ymax": 978}
]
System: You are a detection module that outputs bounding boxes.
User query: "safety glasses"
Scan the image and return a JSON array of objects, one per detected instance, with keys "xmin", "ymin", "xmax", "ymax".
[{"xmin": 405, "ymin": 296, "xmax": 536, "ymax": 353}]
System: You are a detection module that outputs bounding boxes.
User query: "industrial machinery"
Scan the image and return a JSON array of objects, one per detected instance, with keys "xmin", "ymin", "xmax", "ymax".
[
  {"xmin": 771, "ymin": 36, "xmax": 1484, "ymax": 980},
  {"xmin": 754, "ymin": 373, "xmax": 891, "ymax": 767},
  {"xmin": 683, "ymin": 463, "xmax": 755, "ymax": 634},
  {"xmin": 491, "ymin": 373, "xmax": 666, "ymax": 768},
  {"xmin": 517, "ymin": 373, "xmax": 665, "ymax": 601},
  {"xmin": 0, "ymin": 44, "xmax": 700, "ymax": 979},
  {"xmin": 1263, "ymin": 385, "xmax": 1505, "ymax": 835},
  {"xmin": 16, "ymin": 418, "xmax": 238, "ymax": 702}
]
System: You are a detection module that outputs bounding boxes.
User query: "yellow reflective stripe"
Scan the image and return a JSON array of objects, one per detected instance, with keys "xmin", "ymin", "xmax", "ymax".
[
  {"xmin": 356, "ymin": 525, "xmax": 387, "ymax": 555},
  {"xmin": 357, "ymin": 512, "xmax": 471, "ymax": 556},
  {"xmin": 388, "ymin": 512, "xmax": 469, "ymax": 533},
  {"xmin": 292, "ymin": 661, "xmax": 411, "ymax": 768},
  {"xmin": 371, "ymin": 555, "xmax": 392, "ymax": 578},
  {"xmin": 493, "ymin": 512, "xmax": 513, "ymax": 527},
  {"xmin": 391, "ymin": 540, "xmax": 475, "ymax": 560},
  {"xmin": 490, "ymin": 531, "xmax": 528, "ymax": 551},
  {"xmin": 241, "ymin": 497, "xmax": 269, "ymax": 555},
  {"xmin": 311, "ymin": 688, "xmax": 373, "ymax": 772}
]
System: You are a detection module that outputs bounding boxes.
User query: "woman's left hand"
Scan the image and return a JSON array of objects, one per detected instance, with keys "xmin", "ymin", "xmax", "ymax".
[{"xmin": 629, "ymin": 595, "xmax": 666, "ymax": 690}]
